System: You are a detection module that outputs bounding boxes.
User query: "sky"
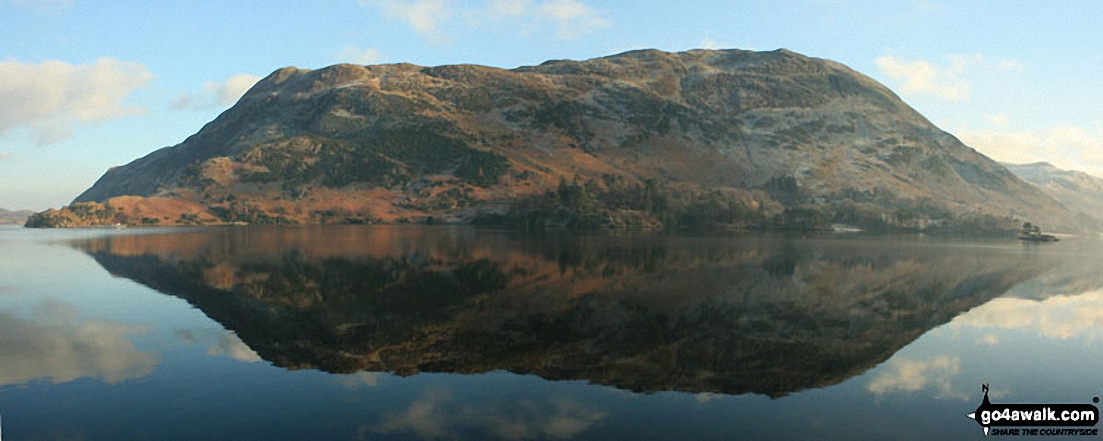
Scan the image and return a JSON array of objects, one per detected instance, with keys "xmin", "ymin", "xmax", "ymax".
[{"xmin": 1, "ymin": 0, "xmax": 1102, "ymax": 210}]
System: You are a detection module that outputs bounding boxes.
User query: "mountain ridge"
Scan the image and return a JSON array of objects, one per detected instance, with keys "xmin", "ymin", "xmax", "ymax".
[
  {"xmin": 0, "ymin": 208, "xmax": 35, "ymax": 225},
  {"xmin": 1003, "ymin": 161, "xmax": 1103, "ymax": 228},
  {"xmin": 28, "ymin": 48, "xmax": 1081, "ymax": 233}
]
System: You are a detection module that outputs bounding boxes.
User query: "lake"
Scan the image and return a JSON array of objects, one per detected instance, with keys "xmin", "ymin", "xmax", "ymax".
[{"xmin": 0, "ymin": 225, "xmax": 1100, "ymax": 440}]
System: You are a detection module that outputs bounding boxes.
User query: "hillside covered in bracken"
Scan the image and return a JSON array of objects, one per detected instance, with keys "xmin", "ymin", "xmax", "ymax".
[{"xmin": 28, "ymin": 48, "xmax": 1080, "ymax": 233}]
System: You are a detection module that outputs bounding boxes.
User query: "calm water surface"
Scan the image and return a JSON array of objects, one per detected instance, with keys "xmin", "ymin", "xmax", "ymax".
[{"xmin": 0, "ymin": 225, "xmax": 1101, "ymax": 440}]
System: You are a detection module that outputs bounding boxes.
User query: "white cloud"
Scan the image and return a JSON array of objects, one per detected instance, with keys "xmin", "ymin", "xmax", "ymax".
[
  {"xmin": 534, "ymin": 0, "xmax": 610, "ymax": 38},
  {"xmin": 956, "ymin": 125, "xmax": 1103, "ymax": 175},
  {"xmin": 360, "ymin": 0, "xmax": 609, "ymax": 41},
  {"xmin": 363, "ymin": 0, "xmax": 452, "ymax": 41},
  {"xmin": 875, "ymin": 55, "xmax": 972, "ymax": 101},
  {"xmin": 955, "ymin": 129, "xmax": 1045, "ymax": 164},
  {"xmin": 876, "ymin": 53, "xmax": 1026, "ymax": 102},
  {"xmin": 0, "ymin": 57, "xmax": 152, "ymax": 145},
  {"xmin": 947, "ymin": 53, "xmax": 983, "ymax": 72},
  {"xmin": 867, "ymin": 355, "xmax": 970, "ymax": 401},
  {"xmin": 1044, "ymin": 126, "xmax": 1103, "ymax": 162},
  {"xmin": 337, "ymin": 45, "xmax": 383, "ymax": 65},
  {"xmin": 173, "ymin": 73, "xmax": 262, "ymax": 111}
]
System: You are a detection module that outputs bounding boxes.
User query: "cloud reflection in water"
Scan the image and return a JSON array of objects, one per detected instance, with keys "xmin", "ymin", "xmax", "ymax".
[
  {"xmin": 174, "ymin": 328, "xmax": 262, "ymax": 362},
  {"xmin": 368, "ymin": 389, "xmax": 607, "ymax": 440},
  {"xmin": 0, "ymin": 299, "xmax": 157, "ymax": 386},
  {"xmin": 951, "ymin": 290, "xmax": 1103, "ymax": 341}
]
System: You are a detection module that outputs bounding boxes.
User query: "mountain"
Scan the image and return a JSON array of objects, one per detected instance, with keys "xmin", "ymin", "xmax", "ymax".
[
  {"xmin": 1004, "ymin": 162, "xmax": 1103, "ymax": 228},
  {"xmin": 70, "ymin": 226, "xmax": 1052, "ymax": 397},
  {"xmin": 0, "ymin": 208, "xmax": 35, "ymax": 225},
  {"xmin": 28, "ymin": 48, "xmax": 1078, "ymax": 232}
]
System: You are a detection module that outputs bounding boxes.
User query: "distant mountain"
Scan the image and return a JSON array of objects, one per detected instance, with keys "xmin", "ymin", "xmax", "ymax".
[
  {"xmin": 1004, "ymin": 162, "xmax": 1103, "ymax": 228},
  {"xmin": 28, "ymin": 48, "xmax": 1079, "ymax": 233},
  {"xmin": 0, "ymin": 208, "xmax": 34, "ymax": 225}
]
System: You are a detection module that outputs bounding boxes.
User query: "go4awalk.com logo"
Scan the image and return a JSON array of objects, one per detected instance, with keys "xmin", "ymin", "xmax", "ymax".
[{"xmin": 966, "ymin": 384, "xmax": 1100, "ymax": 436}]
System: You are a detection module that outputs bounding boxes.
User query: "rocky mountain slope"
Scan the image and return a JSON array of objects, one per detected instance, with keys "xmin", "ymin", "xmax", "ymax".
[
  {"xmin": 29, "ymin": 48, "xmax": 1079, "ymax": 232},
  {"xmin": 1004, "ymin": 162, "xmax": 1103, "ymax": 228},
  {"xmin": 0, "ymin": 208, "xmax": 35, "ymax": 225}
]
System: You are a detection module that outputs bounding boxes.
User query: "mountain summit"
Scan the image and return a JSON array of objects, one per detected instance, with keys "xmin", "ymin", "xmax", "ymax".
[{"xmin": 30, "ymin": 48, "xmax": 1076, "ymax": 232}]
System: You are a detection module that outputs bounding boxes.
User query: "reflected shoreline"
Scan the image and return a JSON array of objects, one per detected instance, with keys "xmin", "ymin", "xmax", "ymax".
[{"xmin": 70, "ymin": 226, "xmax": 1070, "ymax": 397}]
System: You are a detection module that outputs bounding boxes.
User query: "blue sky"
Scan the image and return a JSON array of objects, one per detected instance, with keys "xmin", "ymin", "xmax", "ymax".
[{"xmin": 1, "ymin": 0, "xmax": 1101, "ymax": 210}]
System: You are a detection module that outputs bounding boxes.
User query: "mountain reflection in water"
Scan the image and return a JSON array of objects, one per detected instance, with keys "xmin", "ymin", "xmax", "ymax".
[{"xmin": 70, "ymin": 226, "xmax": 1056, "ymax": 398}]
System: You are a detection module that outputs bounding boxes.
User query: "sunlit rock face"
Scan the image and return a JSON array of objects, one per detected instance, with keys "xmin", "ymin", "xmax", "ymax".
[{"xmin": 70, "ymin": 227, "xmax": 1061, "ymax": 397}]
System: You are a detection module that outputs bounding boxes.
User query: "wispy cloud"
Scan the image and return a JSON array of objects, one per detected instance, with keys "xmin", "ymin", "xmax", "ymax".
[
  {"xmin": 359, "ymin": 0, "xmax": 610, "ymax": 42},
  {"xmin": 172, "ymin": 73, "xmax": 262, "ymax": 111},
  {"xmin": 336, "ymin": 45, "xmax": 383, "ymax": 64},
  {"xmin": 956, "ymin": 125, "xmax": 1103, "ymax": 175},
  {"xmin": 875, "ymin": 55, "xmax": 973, "ymax": 101},
  {"xmin": 0, "ymin": 57, "xmax": 152, "ymax": 145},
  {"xmin": 362, "ymin": 0, "xmax": 452, "ymax": 42},
  {"xmin": 955, "ymin": 129, "xmax": 1043, "ymax": 164},
  {"xmin": 875, "ymin": 53, "xmax": 1024, "ymax": 102},
  {"xmin": 532, "ymin": 0, "xmax": 610, "ymax": 38}
]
